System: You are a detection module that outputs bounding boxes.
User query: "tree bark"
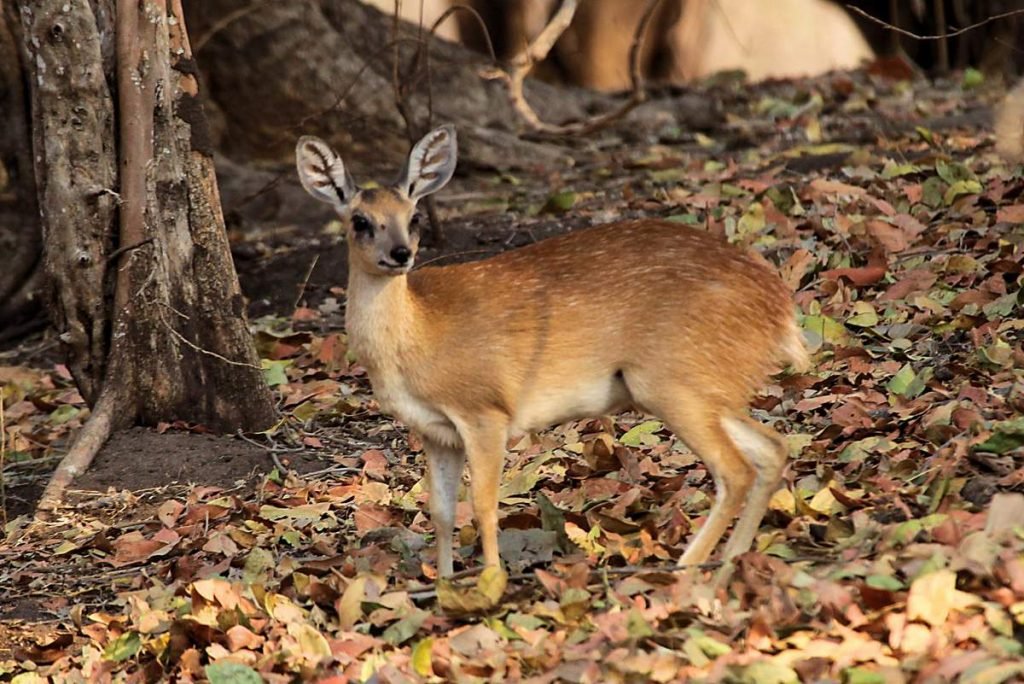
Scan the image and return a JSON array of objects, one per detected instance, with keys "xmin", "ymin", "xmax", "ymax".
[
  {"xmin": 15, "ymin": 0, "xmax": 276, "ymax": 509},
  {"xmin": 0, "ymin": 2, "xmax": 42, "ymax": 339}
]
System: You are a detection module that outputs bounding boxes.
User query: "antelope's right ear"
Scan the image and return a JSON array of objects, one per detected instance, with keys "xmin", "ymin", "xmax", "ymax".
[{"xmin": 295, "ymin": 136, "xmax": 357, "ymax": 208}]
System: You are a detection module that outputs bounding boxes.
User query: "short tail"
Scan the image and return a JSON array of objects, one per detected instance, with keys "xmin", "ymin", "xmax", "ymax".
[
  {"xmin": 996, "ymin": 80, "xmax": 1024, "ymax": 162},
  {"xmin": 781, "ymin": 318, "xmax": 811, "ymax": 373}
]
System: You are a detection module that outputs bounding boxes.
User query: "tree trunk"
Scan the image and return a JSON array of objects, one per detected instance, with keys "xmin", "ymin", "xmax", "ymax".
[
  {"xmin": 15, "ymin": 0, "xmax": 276, "ymax": 508},
  {"xmin": 0, "ymin": 1, "xmax": 42, "ymax": 341}
]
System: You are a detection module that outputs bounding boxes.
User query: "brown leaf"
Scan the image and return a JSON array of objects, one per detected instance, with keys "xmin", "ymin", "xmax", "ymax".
[
  {"xmin": 225, "ymin": 625, "xmax": 264, "ymax": 652},
  {"xmin": 996, "ymin": 204, "xmax": 1024, "ymax": 223},
  {"xmin": 157, "ymin": 499, "xmax": 185, "ymax": 528},
  {"xmin": 820, "ymin": 265, "xmax": 887, "ymax": 287},
  {"xmin": 337, "ymin": 576, "xmax": 367, "ymax": 631},
  {"xmin": 110, "ymin": 531, "xmax": 178, "ymax": 567},
  {"xmin": 879, "ymin": 269, "xmax": 937, "ymax": 301},
  {"xmin": 865, "ymin": 219, "xmax": 908, "ymax": 253},
  {"xmin": 361, "ymin": 449, "xmax": 389, "ymax": 482}
]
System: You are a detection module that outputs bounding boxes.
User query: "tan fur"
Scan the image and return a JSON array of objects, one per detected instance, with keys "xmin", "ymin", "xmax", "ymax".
[
  {"xmin": 996, "ymin": 80, "xmax": 1024, "ymax": 162},
  {"xmin": 297, "ymin": 130, "xmax": 808, "ymax": 591},
  {"xmin": 670, "ymin": 0, "xmax": 873, "ymax": 83}
]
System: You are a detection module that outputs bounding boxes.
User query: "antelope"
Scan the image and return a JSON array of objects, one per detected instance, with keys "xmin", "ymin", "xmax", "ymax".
[{"xmin": 295, "ymin": 125, "xmax": 809, "ymax": 609}]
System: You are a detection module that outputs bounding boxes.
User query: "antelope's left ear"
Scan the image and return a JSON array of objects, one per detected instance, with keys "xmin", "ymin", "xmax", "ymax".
[{"xmin": 399, "ymin": 125, "xmax": 457, "ymax": 202}]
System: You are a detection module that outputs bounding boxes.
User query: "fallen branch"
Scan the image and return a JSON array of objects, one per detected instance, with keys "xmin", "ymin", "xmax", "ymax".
[
  {"xmin": 34, "ymin": 389, "xmax": 116, "ymax": 516},
  {"xmin": 406, "ymin": 554, "xmax": 829, "ymax": 602},
  {"xmin": 481, "ymin": 0, "xmax": 661, "ymax": 136},
  {"xmin": 844, "ymin": 4, "xmax": 1024, "ymax": 40}
]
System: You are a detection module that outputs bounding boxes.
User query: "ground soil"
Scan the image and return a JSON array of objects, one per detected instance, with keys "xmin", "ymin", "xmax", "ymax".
[{"xmin": 0, "ymin": 72, "xmax": 1010, "ymax": 663}]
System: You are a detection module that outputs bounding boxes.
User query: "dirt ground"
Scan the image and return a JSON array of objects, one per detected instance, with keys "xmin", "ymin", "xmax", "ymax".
[{"xmin": 2, "ymin": 68, "xmax": 1023, "ymax": 680}]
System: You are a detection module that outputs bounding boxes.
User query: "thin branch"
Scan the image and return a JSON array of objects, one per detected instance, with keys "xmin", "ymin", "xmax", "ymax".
[
  {"xmin": 293, "ymin": 254, "xmax": 319, "ymax": 311},
  {"xmin": 482, "ymin": 0, "xmax": 662, "ymax": 137},
  {"xmin": 105, "ymin": 236, "xmax": 154, "ymax": 263},
  {"xmin": 406, "ymin": 554, "xmax": 828, "ymax": 601},
  {"xmin": 844, "ymin": 4, "xmax": 1024, "ymax": 40},
  {"xmin": 192, "ymin": 3, "xmax": 263, "ymax": 53},
  {"xmin": 158, "ymin": 306, "xmax": 263, "ymax": 370}
]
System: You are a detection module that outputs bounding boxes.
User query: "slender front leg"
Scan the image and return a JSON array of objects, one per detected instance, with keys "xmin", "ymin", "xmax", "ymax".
[
  {"xmin": 424, "ymin": 438, "xmax": 466, "ymax": 578},
  {"xmin": 458, "ymin": 417, "xmax": 509, "ymax": 571}
]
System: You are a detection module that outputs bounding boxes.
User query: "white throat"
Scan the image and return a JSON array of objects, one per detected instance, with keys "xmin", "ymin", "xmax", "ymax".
[{"xmin": 345, "ymin": 270, "xmax": 415, "ymax": 371}]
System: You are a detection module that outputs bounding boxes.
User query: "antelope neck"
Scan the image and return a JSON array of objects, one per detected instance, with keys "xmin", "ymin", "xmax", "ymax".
[{"xmin": 345, "ymin": 269, "xmax": 420, "ymax": 369}]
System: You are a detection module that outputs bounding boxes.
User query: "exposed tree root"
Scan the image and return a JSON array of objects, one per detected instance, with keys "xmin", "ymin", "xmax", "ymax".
[{"xmin": 34, "ymin": 390, "xmax": 116, "ymax": 517}]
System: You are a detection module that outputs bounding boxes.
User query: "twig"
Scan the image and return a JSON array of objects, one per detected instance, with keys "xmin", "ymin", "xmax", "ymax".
[
  {"xmin": 406, "ymin": 555, "xmax": 831, "ymax": 601},
  {"xmin": 293, "ymin": 255, "xmax": 320, "ymax": 311},
  {"xmin": 302, "ymin": 464, "xmax": 363, "ymax": 479},
  {"xmin": 106, "ymin": 237, "xmax": 154, "ymax": 263},
  {"xmin": 844, "ymin": 4, "xmax": 1024, "ymax": 40},
  {"xmin": 192, "ymin": 3, "xmax": 264, "ymax": 53},
  {"xmin": 158, "ymin": 306, "xmax": 262, "ymax": 370},
  {"xmin": 34, "ymin": 390, "xmax": 116, "ymax": 517}
]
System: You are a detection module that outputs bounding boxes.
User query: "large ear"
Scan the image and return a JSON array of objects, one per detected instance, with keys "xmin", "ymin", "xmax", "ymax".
[
  {"xmin": 295, "ymin": 136, "xmax": 357, "ymax": 208},
  {"xmin": 399, "ymin": 125, "xmax": 457, "ymax": 202}
]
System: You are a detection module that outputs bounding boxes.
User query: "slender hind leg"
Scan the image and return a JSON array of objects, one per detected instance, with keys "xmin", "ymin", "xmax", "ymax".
[
  {"xmin": 721, "ymin": 415, "xmax": 788, "ymax": 559},
  {"xmin": 644, "ymin": 393, "xmax": 756, "ymax": 566},
  {"xmin": 424, "ymin": 439, "xmax": 466, "ymax": 578}
]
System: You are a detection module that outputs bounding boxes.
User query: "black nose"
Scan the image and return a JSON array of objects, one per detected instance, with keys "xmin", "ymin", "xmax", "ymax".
[{"xmin": 390, "ymin": 246, "xmax": 412, "ymax": 264}]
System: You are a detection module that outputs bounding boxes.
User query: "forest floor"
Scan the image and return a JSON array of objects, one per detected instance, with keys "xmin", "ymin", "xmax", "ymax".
[{"xmin": 2, "ymin": 67, "xmax": 1024, "ymax": 683}]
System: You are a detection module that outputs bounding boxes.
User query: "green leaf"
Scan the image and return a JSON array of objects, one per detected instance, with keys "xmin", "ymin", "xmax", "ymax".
[
  {"xmin": 737, "ymin": 202, "xmax": 766, "ymax": 237},
  {"xmin": 620, "ymin": 420, "xmax": 663, "ymax": 447},
  {"xmin": 500, "ymin": 452, "xmax": 557, "ymax": 500},
  {"xmin": 49, "ymin": 404, "xmax": 81, "ymax": 425},
  {"xmin": 886, "ymin": 364, "xmax": 916, "ymax": 397},
  {"xmin": 881, "ymin": 160, "xmax": 922, "ymax": 179},
  {"xmin": 936, "ymin": 159, "xmax": 976, "ymax": 185},
  {"xmin": 976, "ymin": 417, "xmax": 1024, "ymax": 454},
  {"xmin": 865, "ymin": 574, "xmax": 904, "ymax": 591},
  {"xmin": 626, "ymin": 609, "xmax": 654, "ymax": 638},
  {"xmin": 243, "ymin": 547, "xmax": 275, "ymax": 584},
  {"xmin": 962, "ymin": 67, "xmax": 985, "ymax": 89},
  {"xmin": 543, "ymin": 190, "xmax": 577, "ymax": 213},
  {"xmin": 739, "ymin": 661, "xmax": 800, "ymax": 684},
  {"xmin": 921, "ymin": 176, "xmax": 945, "ymax": 208},
  {"xmin": 846, "ymin": 302, "xmax": 879, "ymax": 327},
  {"xmin": 382, "ymin": 609, "xmax": 428, "ymax": 644},
  {"xmin": 666, "ymin": 213, "xmax": 700, "ymax": 225},
  {"xmin": 944, "ymin": 179, "xmax": 983, "ymax": 205},
  {"xmin": 801, "ymin": 314, "xmax": 849, "ymax": 346},
  {"xmin": 103, "ymin": 632, "xmax": 141, "ymax": 662},
  {"xmin": 842, "ymin": 667, "xmax": 887, "ymax": 684},
  {"xmin": 205, "ymin": 662, "xmax": 264, "ymax": 684},
  {"xmin": 261, "ymin": 359, "xmax": 291, "ymax": 387},
  {"xmin": 648, "ymin": 168, "xmax": 686, "ymax": 184}
]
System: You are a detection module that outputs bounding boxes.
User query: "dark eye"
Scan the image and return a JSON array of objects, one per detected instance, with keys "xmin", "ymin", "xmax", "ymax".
[
  {"xmin": 352, "ymin": 214, "xmax": 373, "ymax": 235},
  {"xmin": 410, "ymin": 213, "xmax": 424, "ymax": 232}
]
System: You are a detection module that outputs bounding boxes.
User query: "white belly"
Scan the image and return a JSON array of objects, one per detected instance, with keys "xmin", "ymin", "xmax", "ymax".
[
  {"xmin": 372, "ymin": 372, "xmax": 461, "ymax": 447},
  {"xmin": 512, "ymin": 374, "xmax": 631, "ymax": 434}
]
